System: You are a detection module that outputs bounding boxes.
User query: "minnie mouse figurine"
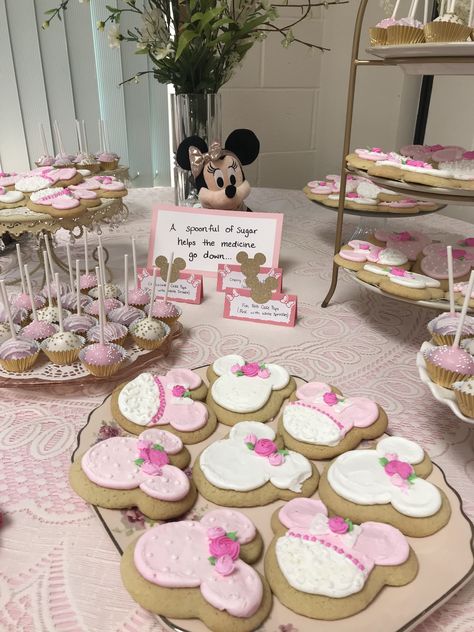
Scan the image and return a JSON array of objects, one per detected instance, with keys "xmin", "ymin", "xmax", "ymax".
[{"xmin": 176, "ymin": 129, "xmax": 260, "ymax": 211}]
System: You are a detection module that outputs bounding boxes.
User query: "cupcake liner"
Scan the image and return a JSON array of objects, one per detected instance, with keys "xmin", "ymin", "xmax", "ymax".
[
  {"xmin": 386, "ymin": 25, "xmax": 425, "ymax": 45},
  {"xmin": 130, "ymin": 322, "xmax": 170, "ymax": 351},
  {"xmin": 100, "ymin": 160, "xmax": 119, "ymax": 171},
  {"xmin": 0, "ymin": 351, "xmax": 40, "ymax": 373},
  {"xmin": 369, "ymin": 27, "xmax": 388, "ymax": 46},
  {"xmin": 424, "ymin": 21, "xmax": 472, "ymax": 43},
  {"xmin": 424, "ymin": 356, "xmax": 471, "ymax": 389},
  {"xmin": 431, "ymin": 333, "xmax": 474, "ymax": 346},
  {"xmin": 79, "ymin": 343, "xmax": 127, "ymax": 377},
  {"xmin": 453, "ymin": 388, "xmax": 474, "ymax": 418},
  {"xmin": 41, "ymin": 345, "xmax": 82, "ymax": 366}
]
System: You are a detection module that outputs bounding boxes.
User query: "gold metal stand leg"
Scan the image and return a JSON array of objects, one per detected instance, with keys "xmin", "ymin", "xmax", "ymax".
[{"xmin": 322, "ymin": 0, "xmax": 368, "ymax": 308}]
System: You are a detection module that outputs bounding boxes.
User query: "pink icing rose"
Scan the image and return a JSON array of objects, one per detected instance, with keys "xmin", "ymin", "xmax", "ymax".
[
  {"xmin": 394, "ymin": 231, "xmax": 411, "ymax": 242},
  {"xmin": 323, "ymin": 392, "xmax": 338, "ymax": 406},
  {"xmin": 463, "ymin": 151, "xmax": 474, "ymax": 160},
  {"xmin": 390, "ymin": 267, "xmax": 407, "ymax": 277},
  {"xmin": 328, "ymin": 516, "xmax": 349, "ymax": 534},
  {"xmin": 385, "ymin": 452, "xmax": 398, "ymax": 461},
  {"xmin": 141, "ymin": 461, "xmax": 163, "ymax": 476},
  {"xmin": 390, "ymin": 473, "xmax": 410, "ymax": 490},
  {"xmin": 244, "ymin": 433, "xmax": 257, "ymax": 446},
  {"xmin": 268, "ymin": 452, "xmax": 284, "ymax": 466},
  {"xmin": 254, "ymin": 438, "xmax": 277, "ymax": 457},
  {"xmin": 372, "ymin": 147, "xmax": 383, "ymax": 153},
  {"xmin": 138, "ymin": 441, "xmax": 169, "ymax": 468},
  {"xmin": 215, "ymin": 554, "xmax": 235, "ymax": 576},
  {"xmin": 258, "ymin": 367, "xmax": 270, "ymax": 379},
  {"xmin": 453, "ymin": 249, "xmax": 467, "ymax": 260},
  {"xmin": 346, "ymin": 192, "xmax": 359, "ymax": 199},
  {"xmin": 209, "ymin": 536, "xmax": 240, "ymax": 560},
  {"xmin": 231, "ymin": 363, "xmax": 242, "ymax": 374},
  {"xmin": 172, "ymin": 385, "xmax": 187, "ymax": 397},
  {"xmin": 359, "ymin": 243, "xmax": 370, "ymax": 250},
  {"xmin": 384, "ymin": 459, "xmax": 413, "ymax": 479},
  {"xmin": 406, "ymin": 160, "xmax": 431, "ymax": 169},
  {"xmin": 241, "ymin": 362, "xmax": 260, "ymax": 377},
  {"xmin": 462, "ymin": 238, "xmax": 474, "ymax": 247},
  {"xmin": 207, "ymin": 527, "xmax": 226, "ymax": 539}
]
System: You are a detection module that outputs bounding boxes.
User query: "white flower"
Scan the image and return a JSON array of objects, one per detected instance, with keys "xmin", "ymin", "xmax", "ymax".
[
  {"xmin": 108, "ymin": 25, "xmax": 121, "ymax": 48},
  {"xmin": 152, "ymin": 43, "xmax": 173, "ymax": 60}
]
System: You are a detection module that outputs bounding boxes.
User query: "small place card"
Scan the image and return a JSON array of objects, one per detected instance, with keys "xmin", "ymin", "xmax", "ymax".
[
  {"xmin": 223, "ymin": 289, "xmax": 297, "ymax": 327},
  {"xmin": 216, "ymin": 264, "xmax": 283, "ymax": 293},
  {"xmin": 137, "ymin": 267, "xmax": 203, "ymax": 304}
]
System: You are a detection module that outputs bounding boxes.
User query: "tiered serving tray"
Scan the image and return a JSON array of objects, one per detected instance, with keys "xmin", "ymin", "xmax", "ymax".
[{"xmin": 72, "ymin": 367, "xmax": 474, "ymax": 632}]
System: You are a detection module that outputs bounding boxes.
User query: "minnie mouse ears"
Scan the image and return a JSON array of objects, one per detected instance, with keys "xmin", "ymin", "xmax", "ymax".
[{"xmin": 176, "ymin": 129, "xmax": 260, "ymax": 170}]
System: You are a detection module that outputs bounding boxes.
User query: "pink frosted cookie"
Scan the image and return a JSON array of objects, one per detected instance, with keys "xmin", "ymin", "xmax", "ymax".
[
  {"xmin": 27, "ymin": 187, "xmax": 86, "ymax": 218},
  {"xmin": 335, "ymin": 239, "xmax": 409, "ymax": 271},
  {"xmin": 112, "ymin": 369, "xmax": 215, "ymax": 443},
  {"xmin": 265, "ymin": 498, "xmax": 417, "ymax": 619},
  {"xmin": 0, "ymin": 172, "xmax": 21, "ymax": 190},
  {"xmin": 69, "ymin": 427, "xmax": 196, "ymax": 520},
  {"xmin": 374, "ymin": 229, "xmax": 432, "ymax": 260},
  {"xmin": 0, "ymin": 188, "xmax": 26, "ymax": 209},
  {"xmin": 194, "ymin": 420, "xmax": 319, "ymax": 506},
  {"xmin": 319, "ymin": 435, "xmax": 451, "ymax": 537},
  {"xmin": 120, "ymin": 508, "xmax": 272, "ymax": 631},
  {"xmin": 73, "ymin": 175, "xmax": 127, "ymax": 198},
  {"xmin": 346, "ymin": 148, "xmax": 389, "ymax": 170},
  {"xmin": 417, "ymin": 243, "xmax": 474, "ymax": 289},
  {"xmin": 278, "ymin": 381, "xmax": 388, "ymax": 459}
]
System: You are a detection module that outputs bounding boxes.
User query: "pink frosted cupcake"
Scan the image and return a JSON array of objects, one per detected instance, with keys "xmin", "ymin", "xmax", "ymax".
[
  {"xmin": 85, "ymin": 298, "xmax": 123, "ymax": 317},
  {"xmin": 127, "ymin": 287, "xmax": 150, "ymax": 308},
  {"xmin": 424, "ymin": 345, "xmax": 474, "ymax": 389},
  {"xmin": 0, "ymin": 338, "xmax": 40, "ymax": 373},
  {"xmin": 21, "ymin": 320, "xmax": 58, "ymax": 343},
  {"xmin": 97, "ymin": 152, "xmax": 120, "ymax": 171},
  {"xmin": 63, "ymin": 314, "xmax": 97, "ymax": 335},
  {"xmin": 79, "ymin": 342, "xmax": 126, "ymax": 377},
  {"xmin": 80, "ymin": 272, "xmax": 98, "ymax": 295},
  {"xmin": 86, "ymin": 322, "xmax": 128, "ymax": 346},
  {"xmin": 145, "ymin": 299, "xmax": 182, "ymax": 326}
]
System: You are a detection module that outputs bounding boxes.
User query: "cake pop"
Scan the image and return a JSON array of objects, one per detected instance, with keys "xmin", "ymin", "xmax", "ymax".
[
  {"xmin": 127, "ymin": 237, "xmax": 150, "ymax": 307},
  {"xmin": 80, "ymin": 231, "xmax": 98, "ymax": 293},
  {"xmin": 109, "ymin": 254, "xmax": 145, "ymax": 326},
  {"xmin": 36, "ymin": 252, "xmax": 70, "ymax": 323},
  {"xmin": 129, "ymin": 268, "xmax": 169, "ymax": 350},
  {"xmin": 12, "ymin": 244, "xmax": 45, "ymax": 312},
  {"xmin": 63, "ymin": 259, "xmax": 97, "ymax": 334},
  {"xmin": 0, "ymin": 281, "xmax": 39, "ymax": 373},
  {"xmin": 20, "ymin": 264, "xmax": 58, "ymax": 342}
]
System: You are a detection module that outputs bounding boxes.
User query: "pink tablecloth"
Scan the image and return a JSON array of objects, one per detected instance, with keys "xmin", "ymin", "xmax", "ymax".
[{"xmin": 0, "ymin": 187, "xmax": 472, "ymax": 631}]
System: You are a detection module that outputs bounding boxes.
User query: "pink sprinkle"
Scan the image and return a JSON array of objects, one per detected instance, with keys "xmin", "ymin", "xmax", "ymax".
[
  {"xmin": 311, "ymin": 536, "xmax": 317, "ymax": 542},
  {"xmin": 346, "ymin": 554, "xmax": 352, "ymax": 560},
  {"xmin": 351, "ymin": 558, "xmax": 359, "ymax": 566},
  {"xmin": 303, "ymin": 534, "xmax": 309, "ymax": 540},
  {"xmin": 295, "ymin": 533, "xmax": 301, "ymax": 538},
  {"xmin": 358, "ymin": 564, "xmax": 365, "ymax": 571},
  {"xmin": 325, "ymin": 542, "xmax": 331, "ymax": 548},
  {"xmin": 338, "ymin": 548, "xmax": 344, "ymax": 554},
  {"xmin": 332, "ymin": 545, "xmax": 338, "ymax": 550}
]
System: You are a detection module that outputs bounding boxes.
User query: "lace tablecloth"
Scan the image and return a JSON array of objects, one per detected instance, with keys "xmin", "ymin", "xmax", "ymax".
[{"xmin": 0, "ymin": 187, "xmax": 472, "ymax": 632}]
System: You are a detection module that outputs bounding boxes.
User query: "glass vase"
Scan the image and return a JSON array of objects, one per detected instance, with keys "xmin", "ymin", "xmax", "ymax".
[{"xmin": 170, "ymin": 93, "xmax": 222, "ymax": 206}]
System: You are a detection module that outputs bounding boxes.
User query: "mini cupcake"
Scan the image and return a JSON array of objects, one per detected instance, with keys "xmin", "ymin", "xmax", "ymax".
[
  {"xmin": 53, "ymin": 154, "xmax": 75, "ymax": 168},
  {"xmin": 424, "ymin": 12, "xmax": 471, "ymax": 42},
  {"xmin": 369, "ymin": 17, "xmax": 397, "ymax": 46},
  {"xmin": 75, "ymin": 152, "xmax": 101, "ymax": 174},
  {"xmin": 386, "ymin": 17, "xmax": 425, "ymax": 45},
  {"xmin": 21, "ymin": 320, "xmax": 59, "ymax": 343},
  {"xmin": 88, "ymin": 283, "xmax": 122, "ymax": 300},
  {"xmin": 97, "ymin": 152, "xmax": 120, "ymax": 171},
  {"xmin": 0, "ymin": 338, "xmax": 40, "ymax": 373},
  {"xmin": 127, "ymin": 287, "xmax": 150, "ymax": 308},
  {"xmin": 108, "ymin": 305, "xmax": 145, "ymax": 327},
  {"xmin": 85, "ymin": 298, "xmax": 123, "ymax": 317},
  {"xmin": 36, "ymin": 305, "xmax": 71, "ymax": 324},
  {"xmin": 86, "ymin": 322, "xmax": 128, "ymax": 346},
  {"xmin": 145, "ymin": 300, "xmax": 182, "ymax": 326},
  {"xmin": 41, "ymin": 331, "xmax": 85, "ymax": 365},
  {"xmin": 63, "ymin": 313, "xmax": 97, "ymax": 335},
  {"xmin": 427, "ymin": 312, "xmax": 474, "ymax": 346},
  {"xmin": 79, "ymin": 342, "xmax": 126, "ymax": 377},
  {"xmin": 129, "ymin": 318, "xmax": 169, "ymax": 351},
  {"xmin": 80, "ymin": 272, "xmax": 98, "ymax": 294},
  {"xmin": 35, "ymin": 155, "xmax": 55, "ymax": 168},
  {"xmin": 424, "ymin": 345, "xmax": 474, "ymax": 388},
  {"xmin": 452, "ymin": 379, "xmax": 474, "ymax": 418}
]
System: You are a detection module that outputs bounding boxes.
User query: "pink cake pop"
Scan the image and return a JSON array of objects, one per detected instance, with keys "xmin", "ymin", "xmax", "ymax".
[
  {"xmin": 0, "ymin": 281, "xmax": 39, "ymax": 373},
  {"xmin": 127, "ymin": 237, "xmax": 150, "ymax": 307},
  {"xmin": 12, "ymin": 244, "xmax": 45, "ymax": 311},
  {"xmin": 20, "ymin": 264, "xmax": 58, "ymax": 342},
  {"xmin": 63, "ymin": 259, "xmax": 97, "ymax": 334},
  {"xmin": 80, "ymin": 231, "xmax": 98, "ymax": 292},
  {"xmin": 109, "ymin": 253, "xmax": 145, "ymax": 326}
]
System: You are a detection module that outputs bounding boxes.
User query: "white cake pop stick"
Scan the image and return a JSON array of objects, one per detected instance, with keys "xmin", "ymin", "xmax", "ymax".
[
  {"xmin": 44, "ymin": 234, "xmax": 55, "ymax": 280},
  {"xmin": 453, "ymin": 270, "xmax": 474, "ymax": 348},
  {"xmin": 39, "ymin": 123, "xmax": 49, "ymax": 156},
  {"xmin": 24, "ymin": 264, "xmax": 38, "ymax": 321},
  {"xmin": 84, "ymin": 231, "xmax": 89, "ymax": 275},
  {"xmin": 0, "ymin": 281, "xmax": 16, "ymax": 340},
  {"xmin": 102, "ymin": 120, "xmax": 110, "ymax": 153},
  {"xmin": 447, "ymin": 246, "xmax": 455, "ymax": 314},
  {"xmin": 423, "ymin": 0, "xmax": 428, "ymax": 24},
  {"xmin": 43, "ymin": 251, "xmax": 53, "ymax": 307},
  {"xmin": 469, "ymin": 0, "xmax": 474, "ymax": 26},
  {"xmin": 131, "ymin": 237, "xmax": 138, "ymax": 290},
  {"xmin": 147, "ymin": 268, "xmax": 158, "ymax": 320},
  {"xmin": 55, "ymin": 273, "xmax": 64, "ymax": 332},
  {"xmin": 164, "ymin": 252, "xmax": 174, "ymax": 303},
  {"xmin": 124, "ymin": 254, "xmax": 129, "ymax": 307},
  {"xmin": 409, "ymin": 0, "xmax": 420, "ymax": 19},
  {"xmin": 391, "ymin": 0, "xmax": 401, "ymax": 18},
  {"xmin": 96, "ymin": 269, "xmax": 105, "ymax": 345},
  {"xmin": 75, "ymin": 259, "xmax": 82, "ymax": 316},
  {"xmin": 54, "ymin": 120, "xmax": 65, "ymax": 155},
  {"xmin": 98, "ymin": 236, "xmax": 106, "ymax": 286},
  {"xmin": 16, "ymin": 244, "xmax": 26, "ymax": 294},
  {"xmin": 81, "ymin": 120, "xmax": 89, "ymax": 154},
  {"xmin": 66, "ymin": 243, "xmax": 74, "ymax": 292},
  {"xmin": 98, "ymin": 119, "xmax": 104, "ymax": 153},
  {"xmin": 440, "ymin": 0, "xmax": 446, "ymax": 15},
  {"xmin": 75, "ymin": 120, "xmax": 83, "ymax": 154}
]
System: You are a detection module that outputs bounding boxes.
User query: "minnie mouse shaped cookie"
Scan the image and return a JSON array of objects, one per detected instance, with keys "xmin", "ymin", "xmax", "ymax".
[
  {"xmin": 373, "ymin": 229, "xmax": 432, "ymax": 261},
  {"xmin": 206, "ymin": 354, "xmax": 296, "ymax": 425},
  {"xmin": 69, "ymin": 427, "xmax": 197, "ymax": 520},
  {"xmin": 264, "ymin": 498, "xmax": 418, "ymax": 620},
  {"xmin": 176, "ymin": 129, "xmax": 260, "ymax": 211},
  {"xmin": 356, "ymin": 264, "xmax": 443, "ymax": 301},
  {"xmin": 277, "ymin": 382, "xmax": 388, "ymax": 459},
  {"xmin": 111, "ymin": 369, "xmax": 216, "ymax": 443},
  {"xmin": 319, "ymin": 436, "xmax": 451, "ymax": 537},
  {"xmin": 413, "ymin": 243, "xmax": 474, "ymax": 290},
  {"xmin": 334, "ymin": 240, "xmax": 410, "ymax": 272},
  {"xmin": 121, "ymin": 508, "xmax": 272, "ymax": 632},
  {"xmin": 193, "ymin": 421, "xmax": 319, "ymax": 507}
]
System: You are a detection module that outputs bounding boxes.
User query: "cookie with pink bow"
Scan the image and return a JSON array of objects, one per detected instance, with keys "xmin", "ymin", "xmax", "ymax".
[
  {"xmin": 72, "ymin": 175, "xmax": 127, "ymax": 198},
  {"xmin": 193, "ymin": 420, "xmax": 319, "ymax": 507},
  {"xmin": 319, "ymin": 436, "xmax": 451, "ymax": 537},
  {"xmin": 277, "ymin": 381, "xmax": 388, "ymax": 459},
  {"xmin": 69, "ymin": 427, "xmax": 197, "ymax": 520},
  {"xmin": 373, "ymin": 229, "xmax": 433, "ymax": 261},
  {"xmin": 334, "ymin": 239, "xmax": 410, "ymax": 272},
  {"xmin": 0, "ymin": 187, "xmax": 26, "ymax": 209},
  {"xmin": 413, "ymin": 243, "xmax": 474, "ymax": 290},
  {"xmin": 121, "ymin": 508, "xmax": 272, "ymax": 632},
  {"xmin": 206, "ymin": 354, "xmax": 296, "ymax": 425},
  {"xmin": 111, "ymin": 369, "xmax": 216, "ymax": 443},
  {"xmin": 264, "ymin": 498, "xmax": 418, "ymax": 619},
  {"xmin": 346, "ymin": 147, "xmax": 390, "ymax": 171},
  {"xmin": 27, "ymin": 187, "xmax": 88, "ymax": 218},
  {"xmin": 356, "ymin": 264, "xmax": 444, "ymax": 301}
]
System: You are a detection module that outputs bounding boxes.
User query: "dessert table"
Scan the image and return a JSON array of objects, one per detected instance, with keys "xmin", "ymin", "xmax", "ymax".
[{"xmin": 0, "ymin": 187, "xmax": 473, "ymax": 631}]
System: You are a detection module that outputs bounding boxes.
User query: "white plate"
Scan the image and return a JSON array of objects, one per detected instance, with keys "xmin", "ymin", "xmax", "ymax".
[
  {"xmin": 368, "ymin": 42, "xmax": 474, "ymax": 59},
  {"xmin": 342, "ymin": 268, "xmax": 474, "ymax": 313},
  {"xmin": 416, "ymin": 341, "xmax": 473, "ymax": 425}
]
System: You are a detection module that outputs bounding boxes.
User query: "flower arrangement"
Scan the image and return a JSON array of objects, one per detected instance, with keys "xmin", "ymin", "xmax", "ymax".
[{"xmin": 44, "ymin": 0, "xmax": 345, "ymax": 94}]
